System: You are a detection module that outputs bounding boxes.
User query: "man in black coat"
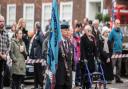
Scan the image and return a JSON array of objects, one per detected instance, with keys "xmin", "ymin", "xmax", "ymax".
[
  {"xmin": 55, "ymin": 20, "xmax": 73, "ymax": 89},
  {"xmin": 29, "ymin": 22, "xmax": 44, "ymax": 89},
  {"xmin": 92, "ymin": 20, "xmax": 103, "ymax": 57}
]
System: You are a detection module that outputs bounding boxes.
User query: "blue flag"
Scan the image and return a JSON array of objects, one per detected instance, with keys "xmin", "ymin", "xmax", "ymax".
[
  {"xmin": 48, "ymin": 0, "xmax": 61, "ymax": 75},
  {"xmin": 46, "ymin": 0, "xmax": 61, "ymax": 89}
]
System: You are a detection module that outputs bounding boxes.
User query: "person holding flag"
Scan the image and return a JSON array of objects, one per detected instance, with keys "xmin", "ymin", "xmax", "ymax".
[
  {"xmin": 45, "ymin": 0, "xmax": 62, "ymax": 89},
  {"xmin": 55, "ymin": 20, "xmax": 73, "ymax": 89}
]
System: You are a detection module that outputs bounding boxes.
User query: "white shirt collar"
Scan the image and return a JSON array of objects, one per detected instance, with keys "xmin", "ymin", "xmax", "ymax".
[{"xmin": 62, "ymin": 36, "xmax": 66, "ymax": 42}]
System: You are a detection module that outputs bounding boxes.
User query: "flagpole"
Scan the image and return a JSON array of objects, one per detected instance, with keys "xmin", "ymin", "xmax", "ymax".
[{"xmin": 112, "ymin": 0, "xmax": 116, "ymax": 27}]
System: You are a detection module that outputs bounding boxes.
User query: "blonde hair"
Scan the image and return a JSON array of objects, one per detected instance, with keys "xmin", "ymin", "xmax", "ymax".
[{"xmin": 17, "ymin": 18, "xmax": 25, "ymax": 29}]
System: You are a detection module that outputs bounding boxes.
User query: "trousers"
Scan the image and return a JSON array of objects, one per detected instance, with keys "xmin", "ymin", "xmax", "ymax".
[
  {"xmin": 34, "ymin": 63, "xmax": 44, "ymax": 88},
  {"xmin": 55, "ymin": 84, "xmax": 72, "ymax": 89},
  {"xmin": 11, "ymin": 74, "xmax": 24, "ymax": 89},
  {"xmin": 112, "ymin": 52, "xmax": 122, "ymax": 81},
  {"xmin": 0, "ymin": 60, "xmax": 6, "ymax": 89}
]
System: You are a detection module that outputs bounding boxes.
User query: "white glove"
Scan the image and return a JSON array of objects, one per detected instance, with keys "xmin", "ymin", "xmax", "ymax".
[{"xmin": 106, "ymin": 58, "xmax": 110, "ymax": 63}]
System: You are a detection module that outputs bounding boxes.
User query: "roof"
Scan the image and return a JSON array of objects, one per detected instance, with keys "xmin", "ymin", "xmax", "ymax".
[{"xmin": 115, "ymin": 4, "xmax": 128, "ymax": 9}]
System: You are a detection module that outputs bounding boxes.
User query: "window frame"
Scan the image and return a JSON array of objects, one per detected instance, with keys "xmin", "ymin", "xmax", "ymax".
[
  {"xmin": 6, "ymin": 4, "xmax": 16, "ymax": 26},
  {"xmin": 42, "ymin": 3, "xmax": 52, "ymax": 33},
  {"xmin": 23, "ymin": 3, "xmax": 35, "ymax": 32},
  {"xmin": 60, "ymin": 1, "xmax": 73, "ymax": 28}
]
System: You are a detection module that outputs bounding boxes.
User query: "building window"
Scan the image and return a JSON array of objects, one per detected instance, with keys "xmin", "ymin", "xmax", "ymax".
[
  {"xmin": 42, "ymin": 3, "xmax": 52, "ymax": 33},
  {"xmin": 23, "ymin": 4, "xmax": 34, "ymax": 32},
  {"xmin": 60, "ymin": 1, "xmax": 73, "ymax": 28},
  {"xmin": 7, "ymin": 4, "xmax": 16, "ymax": 26}
]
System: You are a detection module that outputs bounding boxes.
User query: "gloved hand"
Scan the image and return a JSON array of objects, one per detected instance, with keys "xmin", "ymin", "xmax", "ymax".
[{"xmin": 106, "ymin": 58, "xmax": 110, "ymax": 63}]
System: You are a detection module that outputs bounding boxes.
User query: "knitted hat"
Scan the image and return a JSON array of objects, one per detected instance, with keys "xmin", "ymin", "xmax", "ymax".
[{"xmin": 102, "ymin": 26, "xmax": 109, "ymax": 35}]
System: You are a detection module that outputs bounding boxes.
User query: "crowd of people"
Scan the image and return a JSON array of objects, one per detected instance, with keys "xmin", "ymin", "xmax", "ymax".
[{"xmin": 0, "ymin": 13, "xmax": 127, "ymax": 89}]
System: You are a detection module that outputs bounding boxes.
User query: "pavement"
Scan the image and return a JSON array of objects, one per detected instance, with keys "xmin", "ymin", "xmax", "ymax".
[
  {"xmin": 107, "ymin": 78, "xmax": 128, "ymax": 89},
  {"xmin": 3, "ymin": 78, "xmax": 128, "ymax": 89}
]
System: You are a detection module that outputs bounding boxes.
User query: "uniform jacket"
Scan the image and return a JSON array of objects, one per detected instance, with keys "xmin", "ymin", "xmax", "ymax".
[{"xmin": 55, "ymin": 39, "xmax": 73, "ymax": 86}]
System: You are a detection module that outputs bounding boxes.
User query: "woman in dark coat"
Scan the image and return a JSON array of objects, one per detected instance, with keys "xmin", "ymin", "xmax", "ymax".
[
  {"xmin": 80, "ymin": 25, "xmax": 97, "ymax": 89},
  {"xmin": 100, "ymin": 26, "xmax": 113, "ymax": 83}
]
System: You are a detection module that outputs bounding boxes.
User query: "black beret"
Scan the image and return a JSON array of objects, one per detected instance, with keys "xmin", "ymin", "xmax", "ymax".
[{"xmin": 61, "ymin": 20, "xmax": 69, "ymax": 29}]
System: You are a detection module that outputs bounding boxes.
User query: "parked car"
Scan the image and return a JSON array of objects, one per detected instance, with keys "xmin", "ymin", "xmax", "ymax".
[{"xmin": 25, "ymin": 64, "xmax": 34, "ymax": 79}]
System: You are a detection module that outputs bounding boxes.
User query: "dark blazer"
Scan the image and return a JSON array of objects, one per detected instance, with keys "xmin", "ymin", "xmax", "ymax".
[
  {"xmin": 55, "ymin": 40, "xmax": 73, "ymax": 86},
  {"xmin": 29, "ymin": 31, "xmax": 44, "ymax": 59},
  {"xmin": 92, "ymin": 26, "xmax": 103, "ymax": 57}
]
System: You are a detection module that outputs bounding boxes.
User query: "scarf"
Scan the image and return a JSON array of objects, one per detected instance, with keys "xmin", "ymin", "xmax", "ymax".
[{"xmin": 102, "ymin": 36, "xmax": 109, "ymax": 53}]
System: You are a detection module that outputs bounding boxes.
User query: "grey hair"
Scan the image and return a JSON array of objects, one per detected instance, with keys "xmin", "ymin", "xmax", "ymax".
[
  {"xmin": 92, "ymin": 19, "xmax": 99, "ymax": 25},
  {"xmin": 35, "ymin": 21, "xmax": 41, "ymax": 30},
  {"xmin": 84, "ymin": 25, "xmax": 92, "ymax": 32}
]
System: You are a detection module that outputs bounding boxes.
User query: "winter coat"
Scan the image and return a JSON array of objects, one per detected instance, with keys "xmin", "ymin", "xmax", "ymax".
[{"xmin": 10, "ymin": 38, "xmax": 27, "ymax": 75}]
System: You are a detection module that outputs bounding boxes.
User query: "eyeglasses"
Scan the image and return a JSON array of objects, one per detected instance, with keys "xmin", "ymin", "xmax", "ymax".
[
  {"xmin": 88, "ymin": 30, "xmax": 92, "ymax": 32},
  {"xmin": 18, "ymin": 33, "xmax": 23, "ymax": 35}
]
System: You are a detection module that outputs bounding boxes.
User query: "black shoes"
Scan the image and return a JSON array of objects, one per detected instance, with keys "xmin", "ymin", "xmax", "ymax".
[
  {"xmin": 31, "ymin": 87, "xmax": 43, "ymax": 89},
  {"xmin": 116, "ymin": 80, "xmax": 123, "ymax": 83},
  {"xmin": 107, "ymin": 81, "xmax": 112, "ymax": 84}
]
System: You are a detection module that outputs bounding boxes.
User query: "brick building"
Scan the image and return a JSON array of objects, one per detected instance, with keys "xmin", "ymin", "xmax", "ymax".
[
  {"xmin": 0, "ymin": 0, "xmax": 127, "ymax": 32},
  {"xmin": 0, "ymin": 0, "xmax": 103, "ymax": 32},
  {"xmin": 0, "ymin": 0, "xmax": 84, "ymax": 32}
]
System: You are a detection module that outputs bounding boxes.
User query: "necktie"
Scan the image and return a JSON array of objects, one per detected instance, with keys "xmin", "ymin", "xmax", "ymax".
[
  {"xmin": 64, "ymin": 41, "xmax": 67, "ymax": 49},
  {"xmin": 64, "ymin": 40, "xmax": 69, "ymax": 53}
]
